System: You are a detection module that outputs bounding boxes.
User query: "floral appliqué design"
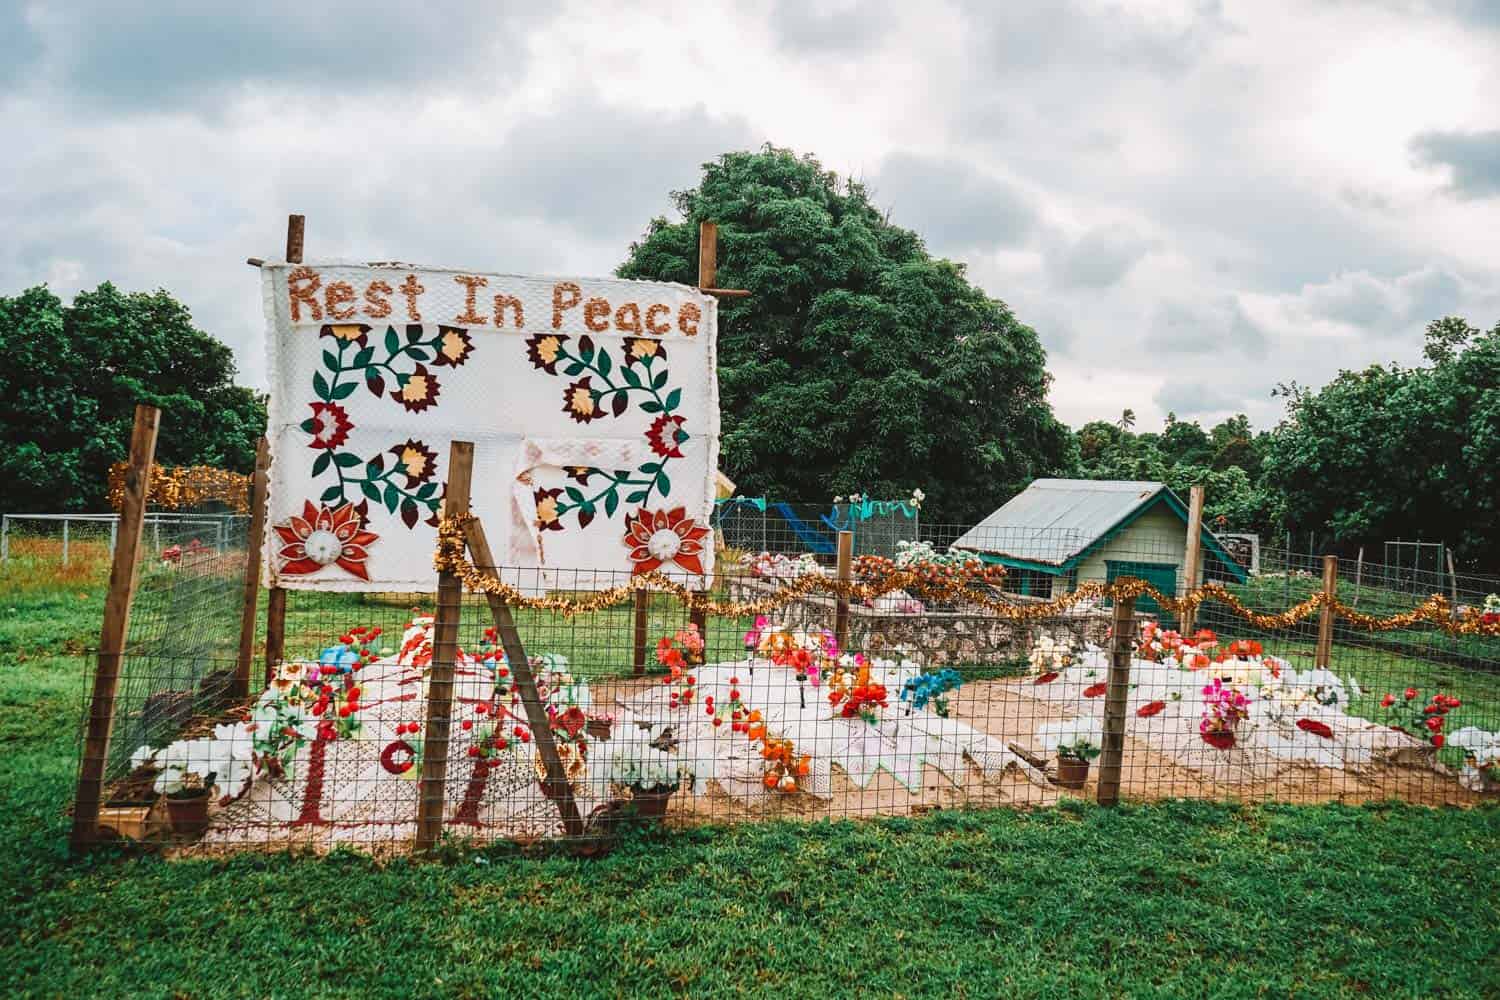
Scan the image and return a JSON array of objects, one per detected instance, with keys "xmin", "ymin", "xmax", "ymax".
[{"xmin": 301, "ymin": 323, "xmax": 473, "ymax": 529}]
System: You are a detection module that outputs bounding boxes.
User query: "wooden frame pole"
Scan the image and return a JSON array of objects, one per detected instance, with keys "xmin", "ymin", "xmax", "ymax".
[
  {"xmin": 461, "ymin": 515, "xmax": 586, "ymax": 837},
  {"xmin": 415, "ymin": 441, "xmax": 473, "ymax": 851},
  {"xmin": 232, "ymin": 437, "xmax": 270, "ymax": 699},
  {"xmin": 1180, "ymin": 484, "xmax": 1205, "ymax": 634},
  {"xmin": 71, "ymin": 404, "xmax": 160, "ymax": 852},
  {"xmin": 1096, "ymin": 595, "xmax": 1135, "ymax": 806},
  {"xmin": 698, "ymin": 220, "xmax": 717, "ymax": 290},
  {"xmin": 834, "ymin": 530, "xmax": 854, "ymax": 652},
  {"xmin": 263, "ymin": 213, "xmax": 304, "ymax": 679},
  {"xmin": 1315, "ymin": 555, "xmax": 1338, "ymax": 669}
]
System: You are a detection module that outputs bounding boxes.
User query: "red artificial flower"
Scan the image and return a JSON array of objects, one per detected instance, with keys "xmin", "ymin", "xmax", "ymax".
[
  {"xmin": 645, "ymin": 413, "xmax": 688, "ymax": 459},
  {"xmin": 305, "ymin": 401, "xmax": 353, "ymax": 450},
  {"xmin": 273, "ymin": 500, "xmax": 379, "ymax": 580},
  {"xmin": 1404, "ymin": 687, "xmax": 1418, "ymax": 701},
  {"xmin": 1432, "ymin": 734, "xmax": 1444, "ymax": 748},
  {"xmin": 1034, "ymin": 672, "xmax": 1059, "ymax": 685},
  {"xmin": 1380, "ymin": 693, "xmax": 1395, "ymax": 708},
  {"xmin": 1425, "ymin": 715, "xmax": 1444, "ymax": 732},
  {"xmin": 1296, "ymin": 719, "xmax": 1335, "ymax": 739},
  {"xmin": 1136, "ymin": 700, "xmax": 1166, "ymax": 718},
  {"xmin": 1083, "ymin": 682, "xmax": 1108, "ymax": 698},
  {"xmin": 623, "ymin": 507, "xmax": 711, "ymax": 576}
]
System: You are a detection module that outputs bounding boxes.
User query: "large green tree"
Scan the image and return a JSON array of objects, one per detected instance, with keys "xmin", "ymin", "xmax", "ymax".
[
  {"xmin": 617, "ymin": 146, "xmax": 1074, "ymax": 522},
  {"xmin": 1261, "ymin": 316, "xmax": 1500, "ymax": 563},
  {"xmin": 0, "ymin": 283, "xmax": 266, "ymax": 512},
  {"xmin": 1075, "ymin": 410, "xmax": 1278, "ymax": 533}
]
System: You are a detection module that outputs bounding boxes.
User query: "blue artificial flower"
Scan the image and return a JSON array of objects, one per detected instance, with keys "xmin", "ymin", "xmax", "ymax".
[{"xmin": 319, "ymin": 645, "xmax": 360, "ymax": 675}]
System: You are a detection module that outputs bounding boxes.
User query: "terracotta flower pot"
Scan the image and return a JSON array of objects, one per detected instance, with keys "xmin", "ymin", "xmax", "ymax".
[
  {"xmin": 630, "ymin": 784, "xmax": 677, "ymax": 821},
  {"xmin": 1201, "ymin": 730, "xmax": 1236, "ymax": 750},
  {"xmin": 1054, "ymin": 754, "xmax": 1090, "ymax": 789},
  {"xmin": 165, "ymin": 789, "xmax": 212, "ymax": 835}
]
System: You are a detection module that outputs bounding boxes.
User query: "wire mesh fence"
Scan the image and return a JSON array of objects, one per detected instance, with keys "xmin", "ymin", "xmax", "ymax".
[{"xmin": 80, "ymin": 515, "xmax": 1500, "ymax": 855}]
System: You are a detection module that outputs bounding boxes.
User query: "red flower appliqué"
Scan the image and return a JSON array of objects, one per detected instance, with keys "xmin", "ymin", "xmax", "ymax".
[
  {"xmin": 1136, "ymin": 700, "xmax": 1166, "ymax": 718},
  {"xmin": 646, "ymin": 413, "xmax": 688, "ymax": 459},
  {"xmin": 1083, "ymin": 682, "xmax": 1108, "ymax": 698},
  {"xmin": 1033, "ymin": 671, "xmax": 1059, "ymax": 685},
  {"xmin": 304, "ymin": 402, "xmax": 353, "ymax": 450},
  {"xmin": 623, "ymin": 507, "xmax": 710, "ymax": 576},
  {"xmin": 274, "ymin": 500, "xmax": 379, "ymax": 580}
]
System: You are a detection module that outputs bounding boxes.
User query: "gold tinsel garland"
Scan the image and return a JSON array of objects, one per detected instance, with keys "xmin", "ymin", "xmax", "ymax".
[
  {"xmin": 107, "ymin": 462, "xmax": 251, "ymax": 515},
  {"xmin": 432, "ymin": 515, "xmax": 1500, "ymax": 636}
]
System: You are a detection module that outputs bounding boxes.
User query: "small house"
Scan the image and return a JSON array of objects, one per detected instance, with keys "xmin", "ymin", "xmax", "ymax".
[{"xmin": 950, "ymin": 479, "xmax": 1248, "ymax": 616}]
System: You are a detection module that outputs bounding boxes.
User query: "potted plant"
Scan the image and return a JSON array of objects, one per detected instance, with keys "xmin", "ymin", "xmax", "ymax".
[
  {"xmin": 606, "ymin": 742, "xmax": 683, "ymax": 821},
  {"xmin": 133, "ymin": 728, "xmax": 255, "ymax": 836},
  {"xmin": 1035, "ymin": 717, "xmax": 1103, "ymax": 789},
  {"xmin": 1054, "ymin": 736, "xmax": 1100, "ymax": 788}
]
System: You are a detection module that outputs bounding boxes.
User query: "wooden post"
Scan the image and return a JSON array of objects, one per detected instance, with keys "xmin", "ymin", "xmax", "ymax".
[
  {"xmin": 415, "ymin": 441, "xmax": 473, "ymax": 852},
  {"xmin": 698, "ymin": 220, "xmax": 717, "ymax": 290},
  {"xmin": 262, "ymin": 214, "xmax": 304, "ymax": 681},
  {"xmin": 632, "ymin": 590, "xmax": 650, "ymax": 675},
  {"xmin": 1096, "ymin": 595, "xmax": 1135, "ymax": 807},
  {"xmin": 1315, "ymin": 555, "xmax": 1338, "ymax": 669},
  {"xmin": 71, "ymin": 404, "xmax": 160, "ymax": 852},
  {"xmin": 1446, "ymin": 549, "xmax": 1460, "ymax": 621},
  {"xmin": 285, "ymin": 212, "xmax": 305, "ymax": 264},
  {"xmin": 834, "ymin": 530, "xmax": 854, "ymax": 652},
  {"xmin": 232, "ymin": 437, "xmax": 270, "ymax": 700},
  {"xmin": 460, "ymin": 514, "xmax": 586, "ymax": 837},
  {"xmin": 1180, "ymin": 484, "xmax": 1205, "ymax": 634},
  {"xmin": 263, "ymin": 587, "xmax": 287, "ymax": 687},
  {"xmin": 1352, "ymin": 547, "xmax": 1364, "ymax": 610}
]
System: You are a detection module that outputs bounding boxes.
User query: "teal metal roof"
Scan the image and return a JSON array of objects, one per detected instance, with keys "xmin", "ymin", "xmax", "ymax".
[{"xmin": 950, "ymin": 479, "xmax": 1248, "ymax": 582}]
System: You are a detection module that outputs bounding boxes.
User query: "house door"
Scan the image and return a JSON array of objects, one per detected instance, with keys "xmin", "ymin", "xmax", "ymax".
[{"xmin": 1105, "ymin": 560, "xmax": 1178, "ymax": 623}]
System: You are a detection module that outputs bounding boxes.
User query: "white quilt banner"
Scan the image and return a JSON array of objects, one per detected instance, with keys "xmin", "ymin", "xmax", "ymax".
[{"xmin": 259, "ymin": 261, "xmax": 718, "ymax": 591}]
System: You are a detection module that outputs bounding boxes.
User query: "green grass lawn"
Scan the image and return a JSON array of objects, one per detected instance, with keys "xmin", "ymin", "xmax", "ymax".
[{"xmin": 3, "ymin": 567, "xmax": 1499, "ymax": 997}]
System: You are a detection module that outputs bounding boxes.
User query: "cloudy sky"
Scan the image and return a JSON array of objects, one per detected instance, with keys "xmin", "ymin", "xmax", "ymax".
[{"xmin": 4, "ymin": 0, "xmax": 1499, "ymax": 430}]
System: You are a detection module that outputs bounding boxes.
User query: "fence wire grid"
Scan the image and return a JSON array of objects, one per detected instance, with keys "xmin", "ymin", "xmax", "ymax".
[{"xmin": 79, "ymin": 505, "xmax": 1500, "ymax": 856}]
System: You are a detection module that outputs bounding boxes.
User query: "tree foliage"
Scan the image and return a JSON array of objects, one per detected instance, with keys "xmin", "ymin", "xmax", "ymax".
[
  {"xmin": 617, "ymin": 146, "xmax": 1075, "ymax": 523},
  {"xmin": 1262, "ymin": 316, "xmax": 1500, "ymax": 563},
  {"xmin": 0, "ymin": 283, "xmax": 265, "ymax": 513},
  {"xmin": 1075, "ymin": 410, "xmax": 1278, "ymax": 533}
]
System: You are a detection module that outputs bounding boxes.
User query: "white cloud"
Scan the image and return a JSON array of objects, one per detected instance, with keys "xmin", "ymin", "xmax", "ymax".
[{"xmin": 2, "ymin": 0, "xmax": 1499, "ymax": 436}]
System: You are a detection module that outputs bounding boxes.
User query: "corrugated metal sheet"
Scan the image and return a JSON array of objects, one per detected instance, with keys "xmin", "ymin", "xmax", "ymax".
[{"xmin": 950, "ymin": 479, "xmax": 1165, "ymax": 566}]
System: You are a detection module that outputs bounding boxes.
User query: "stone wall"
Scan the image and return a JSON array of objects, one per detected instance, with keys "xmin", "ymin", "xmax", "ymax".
[{"xmin": 727, "ymin": 577, "xmax": 1132, "ymax": 667}]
